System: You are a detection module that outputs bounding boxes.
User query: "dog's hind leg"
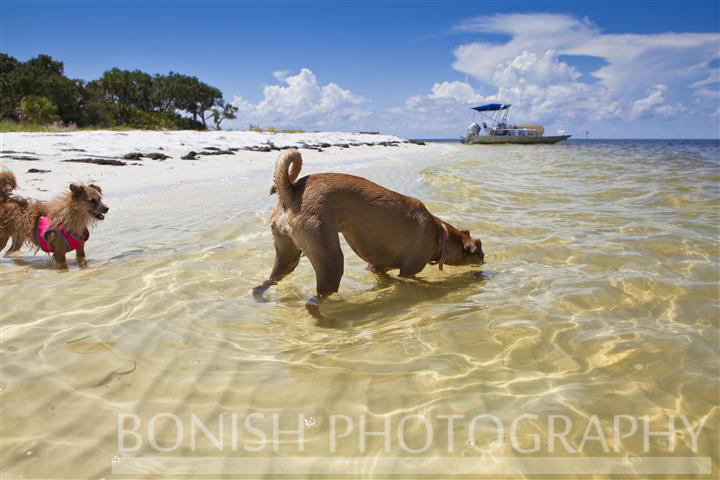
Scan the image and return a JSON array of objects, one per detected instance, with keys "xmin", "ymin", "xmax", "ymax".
[
  {"xmin": 399, "ymin": 257, "xmax": 427, "ymax": 277},
  {"xmin": 5, "ymin": 237, "xmax": 22, "ymax": 256},
  {"xmin": 0, "ymin": 234, "xmax": 8, "ymax": 252},
  {"xmin": 366, "ymin": 264, "xmax": 389, "ymax": 274},
  {"xmin": 305, "ymin": 230, "xmax": 344, "ymax": 299}
]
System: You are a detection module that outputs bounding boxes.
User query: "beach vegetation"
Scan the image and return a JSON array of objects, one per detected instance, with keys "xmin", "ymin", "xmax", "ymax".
[
  {"xmin": 0, "ymin": 53, "xmax": 235, "ymax": 131},
  {"xmin": 247, "ymin": 124, "xmax": 305, "ymax": 134},
  {"xmin": 19, "ymin": 96, "xmax": 59, "ymax": 124}
]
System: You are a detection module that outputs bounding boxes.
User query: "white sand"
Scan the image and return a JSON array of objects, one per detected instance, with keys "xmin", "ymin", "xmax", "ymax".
[{"xmin": 0, "ymin": 130, "xmax": 431, "ymax": 200}]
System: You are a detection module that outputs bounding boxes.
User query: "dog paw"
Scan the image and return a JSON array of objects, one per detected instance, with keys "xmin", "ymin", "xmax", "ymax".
[{"xmin": 252, "ymin": 280, "xmax": 275, "ymax": 302}]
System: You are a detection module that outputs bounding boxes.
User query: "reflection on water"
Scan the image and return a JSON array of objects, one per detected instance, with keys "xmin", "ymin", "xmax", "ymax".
[{"xmin": 1, "ymin": 140, "xmax": 718, "ymax": 478}]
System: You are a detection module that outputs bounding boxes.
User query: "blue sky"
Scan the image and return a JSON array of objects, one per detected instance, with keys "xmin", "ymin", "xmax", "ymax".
[{"xmin": 2, "ymin": 0, "xmax": 719, "ymax": 138}]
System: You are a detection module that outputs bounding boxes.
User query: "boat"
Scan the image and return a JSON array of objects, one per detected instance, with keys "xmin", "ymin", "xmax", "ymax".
[{"xmin": 461, "ymin": 103, "xmax": 570, "ymax": 144}]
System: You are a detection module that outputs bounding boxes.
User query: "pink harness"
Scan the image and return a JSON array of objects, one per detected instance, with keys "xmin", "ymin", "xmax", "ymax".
[{"xmin": 35, "ymin": 216, "xmax": 89, "ymax": 253}]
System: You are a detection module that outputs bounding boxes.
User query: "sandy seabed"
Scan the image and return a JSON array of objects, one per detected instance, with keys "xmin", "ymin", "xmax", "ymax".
[{"xmin": 1, "ymin": 134, "xmax": 717, "ymax": 478}]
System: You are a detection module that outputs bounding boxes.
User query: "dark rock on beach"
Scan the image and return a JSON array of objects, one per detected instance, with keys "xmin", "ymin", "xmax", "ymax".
[
  {"xmin": 27, "ymin": 168, "xmax": 51, "ymax": 173},
  {"xmin": 241, "ymin": 146, "xmax": 272, "ymax": 152},
  {"xmin": 200, "ymin": 149, "xmax": 234, "ymax": 156},
  {"xmin": 123, "ymin": 152, "xmax": 171, "ymax": 160},
  {"xmin": 145, "ymin": 153, "xmax": 171, "ymax": 160},
  {"xmin": 4, "ymin": 155, "xmax": 39, "ymax": 161},
  {"xmin": 181, "ymin": 151, "xmax": 198, "ymax": 160},
  {"xmin": 63, "ymin": 158, "xmax": 126, "ymax": 166}
]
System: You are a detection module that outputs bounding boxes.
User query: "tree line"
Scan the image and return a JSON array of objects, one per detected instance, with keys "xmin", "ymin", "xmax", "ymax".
[{"xmin": 0, "ymin": 54, "xmax": 238, "ymax": 130}]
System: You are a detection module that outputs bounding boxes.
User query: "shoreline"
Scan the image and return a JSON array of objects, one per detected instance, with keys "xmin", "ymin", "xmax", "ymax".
[{"xmin": 0, "ymin": 130, "xmax": 431, "ymax": 200}]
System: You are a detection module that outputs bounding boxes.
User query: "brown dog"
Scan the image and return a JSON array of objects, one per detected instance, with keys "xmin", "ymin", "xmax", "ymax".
[
  {"xmin": 255, "ymin": 149, "xmax": 484, "ymax": 300},
  {"xmin": 0, "ymin": 170, "xmax": 109, "ymax": 267}
]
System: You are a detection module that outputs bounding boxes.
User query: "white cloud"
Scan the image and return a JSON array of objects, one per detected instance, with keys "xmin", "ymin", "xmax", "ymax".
[
  {"xmin": 231, "ymin": 68, "xmax": 370, "ymax": 129},
  {"xmin": 384, "ymin": 81, "xmax": 493, "ymax": 135},
  {"xmin": 493, "ymin": 50, "xmax": 581, "ymax": 88},
  {"xmin": 389, "ymin": 13, "xmax": 719, "ymax": 137},
  {"xmin": 453, "ymin": 13, "xmax": 718, "ymax": 97},
  {"xmin": 452, "ymin": 14, "xmax": 598, "ymax": 86},
  {"xmin": 272, "ymin": 70, "xmax": 291, "ymax": 82},
  {"xmin": 430, "ymin": 81, "xmax": 485, "ymax": 103},
  {"xmin": 630, "ymin": 84, "xmax": 675, "ymax": 118},
  {"xmin": 387, "ymin": 53, "xmax": 618, "ymax": 136}
]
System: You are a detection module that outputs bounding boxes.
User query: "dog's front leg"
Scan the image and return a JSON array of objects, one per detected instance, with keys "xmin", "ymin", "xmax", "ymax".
[
  {"xmin": 52, "ymin": 250, "xmax": 68, "ymax": 269},
  {"xmin": 76, "ymin": 245, "xmax": 87, "ymax": 268},
  {"xmin": 44, "ymin": 230, "xmax": 68, "ymax": 269},
  {"xmin": 253, "ymin": 228, "xmax": 302, "ymax": 300}
]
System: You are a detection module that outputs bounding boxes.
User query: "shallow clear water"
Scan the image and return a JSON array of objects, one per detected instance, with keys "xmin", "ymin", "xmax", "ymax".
[{"xmin": 1, "ymin": 140, "xmax": 718, "ymax": 478}]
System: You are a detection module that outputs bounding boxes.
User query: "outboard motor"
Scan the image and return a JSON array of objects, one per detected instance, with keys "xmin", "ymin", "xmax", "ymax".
[{"xmin": 463, "ymin": 122, "xmax": 481, "ymax": 143}]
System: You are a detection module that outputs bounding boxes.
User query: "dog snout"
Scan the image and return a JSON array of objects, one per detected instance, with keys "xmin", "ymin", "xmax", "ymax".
[{"xmin": 102, "ymin": 205, "xmax": 109, "ymax": 213}]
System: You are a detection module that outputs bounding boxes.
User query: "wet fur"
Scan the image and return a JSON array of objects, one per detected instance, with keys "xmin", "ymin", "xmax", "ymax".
[
  {"xmin": 256, "ymin": 150, "xmax": 485, "ymax": 300},
  {"xmin": 0, "ymin": 170, "xmax": 108, "ymax": 267}
]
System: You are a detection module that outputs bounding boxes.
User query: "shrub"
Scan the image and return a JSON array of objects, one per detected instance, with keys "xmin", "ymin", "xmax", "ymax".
[{"xmin": 20, "ymin": 96, "xmax": 59, "ymax": 124}]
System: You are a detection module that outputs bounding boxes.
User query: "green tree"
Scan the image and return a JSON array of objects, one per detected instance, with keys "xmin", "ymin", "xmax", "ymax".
[
  {"xmin": 211, "ymin": 102, "xmax": 239, "ymax": 130},
  {"xmin": 19, "ymin": 95, "xmax": 59, "ymax": 124},
  {"xmin": 95, "ymin": 68, "xmax": 154, "ymax": 123},
  {"xmin": 79, "ymin": 80, "xmax": 115, "ymax": 127},
  {"xmin": 0, "ymin": 52, "xmax": 233, "ymax": 130},
  {"xmin": 0, "ymin": 54, "xmax": 21, "ymax": 119},
  {"xmin": 162, "ymin": 75, "xmax": 223, "ymax": 127},
  {"xmin": 0, "ymin": 54, "xmax": 83, "ymax": 124}
]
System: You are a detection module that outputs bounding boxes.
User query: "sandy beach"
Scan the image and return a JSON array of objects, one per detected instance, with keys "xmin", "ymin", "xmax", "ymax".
[{"xmin": 1, "ymin": 130, "xmax": 428, "ymax": 199}]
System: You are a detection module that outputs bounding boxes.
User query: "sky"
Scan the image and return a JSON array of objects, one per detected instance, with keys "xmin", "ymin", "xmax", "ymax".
[{"xmin": 2, "ymin": 0, "xmax": 719, "ymax": 138}]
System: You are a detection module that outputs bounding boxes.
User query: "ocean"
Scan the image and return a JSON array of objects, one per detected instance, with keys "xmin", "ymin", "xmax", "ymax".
[{"xmin": 1, "ymin": 138, "xmax": 718, "ymax": 477}]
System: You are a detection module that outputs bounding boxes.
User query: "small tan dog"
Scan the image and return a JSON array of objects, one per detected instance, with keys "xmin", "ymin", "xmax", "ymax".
[
  {"xmin": 255, "ymin": 149, "xmax": 484, "ymax": 300},
  {"xmin": 0, "ymin": 170, "xmax": 109, "ymax": 267}
]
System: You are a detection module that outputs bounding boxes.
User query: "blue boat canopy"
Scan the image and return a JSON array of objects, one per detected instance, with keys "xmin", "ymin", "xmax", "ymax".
[{"xmin": 472, "ymin": 103, "xmax": 511, "ymax": 112}]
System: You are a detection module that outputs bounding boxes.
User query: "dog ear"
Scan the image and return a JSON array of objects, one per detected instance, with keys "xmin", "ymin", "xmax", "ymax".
[
  {"xmin": 69, "ymin": 183, "xmax": 85, "ymax": 198},
  {"xmin": 88, "ymin": 184, "xmax": 102, "ymax": 194},
  {"xmin": 463, "ymin": 238, "xmax": 477, "ymax": 253}
]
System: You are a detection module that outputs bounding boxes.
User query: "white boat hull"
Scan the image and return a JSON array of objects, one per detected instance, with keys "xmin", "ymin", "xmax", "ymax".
[{"xmin": 463, "ymin": 135, "xmax": 571, "ymax": 145}]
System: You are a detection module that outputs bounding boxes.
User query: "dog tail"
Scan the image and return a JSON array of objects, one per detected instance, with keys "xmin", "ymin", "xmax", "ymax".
[
  {"xmin": 0, "ymin": 170, "xmax": 17, "ymax": 202},
  {"xmin": 270, "ymin": 149, "xmax": 303, "ymax": 205}
]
